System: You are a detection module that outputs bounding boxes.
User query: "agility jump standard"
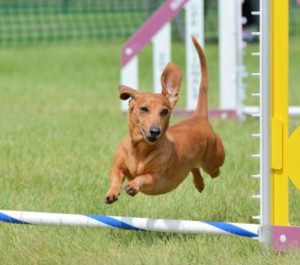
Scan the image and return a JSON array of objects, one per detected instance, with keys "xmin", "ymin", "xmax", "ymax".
[{"xmin": 1, "ymin": 0, "xmax": 300, "ymax": 252}]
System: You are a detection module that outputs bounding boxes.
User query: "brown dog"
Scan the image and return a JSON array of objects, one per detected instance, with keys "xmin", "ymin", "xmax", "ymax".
[{"xmin": 104, "ymin": 36, "xmax": 225, "ymax": 203}]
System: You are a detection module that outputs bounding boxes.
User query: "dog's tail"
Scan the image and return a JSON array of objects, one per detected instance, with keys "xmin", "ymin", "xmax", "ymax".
[{"xmin": 192, "ymin": 36, "xmax": 209, "ymax": 119}]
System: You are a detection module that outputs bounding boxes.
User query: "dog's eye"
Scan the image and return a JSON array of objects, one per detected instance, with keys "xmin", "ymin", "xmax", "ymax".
[
  {"xmin": 160, "ymin": 108, "xmax": 169, "ymax": 116},
  {"xmin": 140, "ymin": 106, "xmax": 149, "ymax": 113}
]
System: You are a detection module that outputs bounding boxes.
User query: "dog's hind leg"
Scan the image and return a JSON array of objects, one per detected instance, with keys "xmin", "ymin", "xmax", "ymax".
[
  {"xmin": 191, "ymin": 168, "xmax": 205, "ymax": 192},
  {"xmin": 209, "ymin": 168, "xmax": 220, "ymax": 178},
  {"xmin": 202, "ymin": 164, "xmax": 221, "ymax": 179}
]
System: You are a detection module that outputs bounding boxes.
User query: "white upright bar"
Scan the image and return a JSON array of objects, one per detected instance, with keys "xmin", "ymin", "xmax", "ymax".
[
  {"xmin": 260, "ymin": 0, "xmax": 271, "ymax": 247},
  {"xmin": 236, "ymin": 0, "xmax": 247, "ymax": 117},
  {"xmin": 219, "ymin": 0, "xmax": 238, "ymax": 111},
  {"xmin": 120, "ymin": 56, "xmax": 138, "ymax": 111},
  {"xmin": 185, "ymin": 0, "xmax": 204, "ymax": 111},
  {"xmin": 152, "ymin": 23, "xmax": 171, "ymax": 93}
]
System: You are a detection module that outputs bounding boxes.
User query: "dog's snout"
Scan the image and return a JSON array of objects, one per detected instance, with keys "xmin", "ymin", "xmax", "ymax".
[{"xmin": 149, "ymin": 127, "xmax": 161, "ymax": 137}]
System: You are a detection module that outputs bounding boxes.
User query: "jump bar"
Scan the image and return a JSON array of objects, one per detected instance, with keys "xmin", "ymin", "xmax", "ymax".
[{"xmin": 0, "ymin": 210, "xmax": 259, "ymax": 239}]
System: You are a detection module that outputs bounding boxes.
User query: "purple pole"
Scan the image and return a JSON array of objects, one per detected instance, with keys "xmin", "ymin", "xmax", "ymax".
[{"xmin": 121, "ymin": 0, "xmax": 189, "ymax": 67}]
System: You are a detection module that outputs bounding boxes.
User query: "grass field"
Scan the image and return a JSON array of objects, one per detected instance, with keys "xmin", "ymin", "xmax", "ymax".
[{"xmin": 0, "ymin": 39, "xmax": 300, "ymax": 264}]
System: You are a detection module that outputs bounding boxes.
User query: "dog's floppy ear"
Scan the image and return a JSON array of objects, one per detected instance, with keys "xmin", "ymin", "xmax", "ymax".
[
  {"xmin": 119, "ymin": 85, "xmax": 137, "ymax": 100},
  {"xmin": 161, "ymin": 63, "xmax": 182, "ymax": 108}
]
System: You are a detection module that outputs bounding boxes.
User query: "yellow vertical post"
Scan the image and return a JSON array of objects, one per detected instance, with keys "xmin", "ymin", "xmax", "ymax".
[{"xmin": 270, "ymin": 0, "xmax": 289, "ymax": 225}]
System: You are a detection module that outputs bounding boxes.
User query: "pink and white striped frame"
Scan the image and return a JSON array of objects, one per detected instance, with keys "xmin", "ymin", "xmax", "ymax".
[{"xmin": 121, "ymin": 0, "xmax": 188, "ymax": 67}]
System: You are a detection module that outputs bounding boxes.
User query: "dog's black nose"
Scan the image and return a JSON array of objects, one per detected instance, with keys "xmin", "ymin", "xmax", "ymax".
[{"xmin": 149, "ymin": 127, "xmax": 161, "ymax": 137}]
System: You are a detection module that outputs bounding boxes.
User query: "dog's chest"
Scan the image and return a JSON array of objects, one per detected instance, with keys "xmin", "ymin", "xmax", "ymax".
[
  {"xmin": 126, "ymin": 157, "xmax": 147, "ymax": 177},
  {"xmin": 126, "ymin": 152, "xmax": 157, "ymax": 178}
]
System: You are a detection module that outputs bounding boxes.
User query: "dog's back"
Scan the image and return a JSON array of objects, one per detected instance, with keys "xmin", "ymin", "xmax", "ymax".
[{"xmin": 167, "ymin": 37, "xmax": 224, "ymax": 177}]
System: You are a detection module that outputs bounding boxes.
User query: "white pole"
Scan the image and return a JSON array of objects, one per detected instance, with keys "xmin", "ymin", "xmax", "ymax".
[
  {"xmin": 185, "ymin": 0, "xmax": 204, "ymax": 111},
  {"xmin": 120, "ymin": 56, "xmax": 138, "ymax": 112},
  {"xmin": 260, "ymin": 0, "xmax": 271, "ymax": 247},
  {"xmin": 219, "ymin": 0, "xmax": 238, "ymax": 112},
  {"xmin": 237, "ymin": 0, "xmax": 247, "ymax": 117},
  {"xmin": 152, "ymin": 23, "xmax": 171, "ymax": 93},
  {"xmin": 0, "ymin": 210, "xmax": 259, "ymax": 238}
]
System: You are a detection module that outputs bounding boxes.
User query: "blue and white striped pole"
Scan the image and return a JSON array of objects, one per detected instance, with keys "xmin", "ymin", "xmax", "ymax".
[{"xmin": 0, "ymin": 210, "xmax": 259, "ymax": 239}]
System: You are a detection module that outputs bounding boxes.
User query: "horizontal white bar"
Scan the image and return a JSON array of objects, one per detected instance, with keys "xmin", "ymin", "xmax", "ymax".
[
  {"xmin": 252, "ymin": 195, "xmax": 261, "ymax": 199},
  {"xmin": 243, "ymin": 106, "xmax": 300, "ymax": 116},
  {"xmin": 0, "ymin": 210, "xmax": 260, "ymax": 238},
  {"xmin": 285, "ymin": 106, "xmax": 300, "ymax": 115},
  {"xmin": 251, "ymin": 32, "xmax": 260, "ymax": 36},
  {"xmin": 251, "ymin": 11, "xmax": 260, "ymax": 16},
  {"xmin": 251, "ymin": 133, "xmax": 261, "ymax": 138},
  {"xmin": 251, "ymin": 113, "xmax": 261, "ymax": 117},
  {"xmin": 251, "ymin": 154, "xmax": 261, "ymax": 158},
  {"xmin": 251, "ymin": 174, "xmax": 261, "ymax": 178},
  {"xmin": 243, "ymin": 106, "xmax": 260, "ymax": 114},
  {"xmin": 252, "ymin": 216, "xmax": 261, "ymax": 220},
  {"xmin": 251, "ymin": 72, "xmax": 260, "ymax": 76},
  {"xmin": 251, "ymin": 52, "xmax": 260, "ymax": 56}
]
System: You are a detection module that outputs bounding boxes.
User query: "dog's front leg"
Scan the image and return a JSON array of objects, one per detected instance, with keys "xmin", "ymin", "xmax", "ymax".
[
  {"xmin": 125, "ymin": 174, "xmax": 157, "ymax": 196},
  {"xmin": 105, "ymin": 167, "xmax": 125, "ymax": 204}
]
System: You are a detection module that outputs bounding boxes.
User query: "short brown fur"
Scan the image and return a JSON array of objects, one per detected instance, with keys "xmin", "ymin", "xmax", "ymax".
[{"xmin": 104, "ymin": 37, "xmax": 225, "ymax": 203}]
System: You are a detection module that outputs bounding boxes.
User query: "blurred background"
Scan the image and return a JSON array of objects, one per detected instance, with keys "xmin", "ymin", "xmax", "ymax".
[
  {"xmin": 0, "ymin": 0, "xmax": 217, "ymax": 45},
  {"xmin": 0, "ymin": 0, "xmax": 299, "ymax": 45}
]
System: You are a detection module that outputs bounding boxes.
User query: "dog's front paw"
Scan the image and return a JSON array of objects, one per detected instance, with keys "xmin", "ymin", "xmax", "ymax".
[
  {"xmin": 104, "ymin": 191, "xmax": 119, "ymax": 204},
  {"xmin": 125, "ymin": 182, "xmax": 139, "ymax": 196}
]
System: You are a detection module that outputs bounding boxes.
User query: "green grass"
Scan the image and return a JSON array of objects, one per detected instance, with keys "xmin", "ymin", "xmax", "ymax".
[{"xmin": 0, "ymin": 39, "xmax": 300, "ymax": 264}]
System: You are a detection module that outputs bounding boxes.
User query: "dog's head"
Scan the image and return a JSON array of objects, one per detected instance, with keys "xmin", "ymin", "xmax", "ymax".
[{"xmin": 120, "ymin": 63, "xmax": 182, "ymax": 144}]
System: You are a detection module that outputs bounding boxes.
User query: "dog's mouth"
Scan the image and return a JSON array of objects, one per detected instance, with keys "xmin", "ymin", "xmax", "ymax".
[
  {"xmin": 146, "ymin": 136, "xmax": 158, "ymax": 143},
  {"xmin": 140, "ymin": 128, "xmax": 159, "ymax": 144}
]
